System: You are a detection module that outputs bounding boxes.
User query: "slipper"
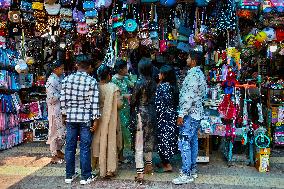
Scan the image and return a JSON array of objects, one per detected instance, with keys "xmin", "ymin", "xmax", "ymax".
[{"xmin": 51, "ymin": 159, "xmax": 64, "ymax": 164}]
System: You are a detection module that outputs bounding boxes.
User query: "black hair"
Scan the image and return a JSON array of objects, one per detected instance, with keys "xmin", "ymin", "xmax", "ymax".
[
  {"xmin": 51, "ymin": 60, "xmax": 64, "ymax": 71},
  {"xmin": 159, "ymin": 65, "xmax": 177, "ymax": 85},
  {"xmin": 188, "ymin": 50, "xmax": 203, "ymax": 66},
  {"xmin": 159, "ymin": 65, "xmax": 179, "ymax": 108},
  {"xmin": 138, "ymin": 57, "xmax": 152, "ymax": 77},
  {"xmin": 76, "ymin": 54, "xmax": 93, "ymax": 69},
  {"xmin": 114, "ymin": 59, "xmax": 127, "ymax": 73},
  {"xmin": 97, "ymin": 64, "xmax": 112, "ymax": 81}
]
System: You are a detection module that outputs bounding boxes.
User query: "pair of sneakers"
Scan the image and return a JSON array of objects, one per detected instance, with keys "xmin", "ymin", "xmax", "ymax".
[
  {"xmin": 65, "ymin": 172, "xmax": 96, "ymax": 185},
  {"xmin": 172, "ymin": 172, "xmax": 198, "ymax": 185}
]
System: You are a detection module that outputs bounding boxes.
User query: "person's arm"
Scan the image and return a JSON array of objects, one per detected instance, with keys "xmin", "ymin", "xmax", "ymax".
[
  {"xmin": 177, "ymin": 73, "xmax": 198, "ymax": 119},
  {"xmin": 117, "ymin": 90, "xmax": 123, "ymax": 110},
  {"xmin": 60, "ymin": 78, "xmax": 67, "ymax": 116},
  {"xmin": 130, "ymin": 80, "xmax": 141, "ymax": 111},
  {"xmin": 90, "ymin": 81, "xmax": 101, "ymax": 120},
  {"xmin": 89, "ymin": 80, "xmax": 101, "ymax": 132}
]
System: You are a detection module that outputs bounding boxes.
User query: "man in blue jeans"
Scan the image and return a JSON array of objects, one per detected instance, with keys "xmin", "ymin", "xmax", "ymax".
[
  {"xmin": 172, "ymin": 51, "xmax": 207, "ymax": 185},
  {"xmin": 60, "ymin": 55, "xmax": 100, "ymax": 185}
]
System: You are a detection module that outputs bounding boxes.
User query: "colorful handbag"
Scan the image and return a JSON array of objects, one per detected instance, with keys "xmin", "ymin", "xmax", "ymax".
[
  {"xmin": 61, "ymin": 0, "xmax": 73, "ymax": 6},
  {"xmin": 177, "ymin": 42, "xmax": 190, "ymax": 52},
  {"xmin": 124, "ymin": 19, "xmax": 137, "ymax": 32},
  {"xmin": 60, "ymin": 8, "xmax": 72, "ymax": 17},
  {"xmin": 178, "ymin": 26, "xmax": 192, "ymax": 37},
  {"xmin": 83, "ymin": 1, "xmax": 95, "ymax": 10},
  {"xmin": 85, "ymin": 10, "xmax": 98, "ymax": 18},
  {"xmin": 73, "ymin": 7, "xmax": 85, "ymax": 22},
  {"xmin": 76, "ymin": 22, "xmax": 88, "ymax": 34},
  {"xmin": 150, "ymin": 31, "xmax": 158, "ymax": 39},
  {"xmin": 86, "ymin": 18, "xmax": 98, "ymax": 25},
  {"xmin": 20, "ymin": 1, "xmax": 32, "ymax": 12},
  {"xmin": 8, "ymin": 24, "xmax": 21, "ymax": 37},
  {"xmin": 32, "ymin": 2, "xmax": 44, "ymax": 10},
  {"xmin": 60, "ymin": 21, "xmax": 73, "ymax": 30},
  {"xmin": 0, "ymin": 0, "xmax": 11, "ymax": 10},
  {"xmin": 44, "ymin": 3, "xmax": 61, "ymax": 15},
  {"xmin": 22, "ymin": 12, "xmax": 35, "ymax": 23},
  {"xmin": 8, "ymin": 11, "xmax": 21, "ymax": 23}
]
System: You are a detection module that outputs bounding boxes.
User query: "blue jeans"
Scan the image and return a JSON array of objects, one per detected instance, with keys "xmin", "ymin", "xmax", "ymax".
[
  {"xmin": 178, "ymin": 116, "xmax": 200, "ymax": 176},
  {"xmin": 65, "ymin": 122, "xmax": 92, "ymax": 180}
]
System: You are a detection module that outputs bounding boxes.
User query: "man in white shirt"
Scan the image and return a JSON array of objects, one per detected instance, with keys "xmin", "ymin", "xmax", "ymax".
[{"xmin": 172, "ymin": 51, "xmax": 207, "ymax": 185}]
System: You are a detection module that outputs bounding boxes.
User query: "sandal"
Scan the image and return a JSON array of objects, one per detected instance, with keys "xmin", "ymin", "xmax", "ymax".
[
  {"xmin": 56, "ymin": 151, "xmax": 65, "ymax": 159},
  {"xmin": 144, "ymin": 164, "xmax": 154, "ymax": 174},
  {"xmin": 105, "ymin": 172, "xmax": 115, "ymax": 179},
  {"xmin": 50, "ymin": 156, "xmax": 64, "ymax": 164},
  {"xmin": 135, "ymin": 174, "xmax": 144, "ymax": 185}
]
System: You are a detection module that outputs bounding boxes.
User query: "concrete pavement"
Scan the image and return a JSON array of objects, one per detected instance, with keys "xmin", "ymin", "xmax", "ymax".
[{"xmin": 0, "ymin": 142, "xmax": 283, "ymax": 189}]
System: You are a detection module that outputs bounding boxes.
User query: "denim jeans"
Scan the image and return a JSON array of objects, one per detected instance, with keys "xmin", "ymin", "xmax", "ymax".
[
  {"xmin": 178, "ymin": 115, "xmax": 200, "ymax": 176},
  {"xmin": 65, "ymin": 122, "xmax": 92, "ymax": 180}
]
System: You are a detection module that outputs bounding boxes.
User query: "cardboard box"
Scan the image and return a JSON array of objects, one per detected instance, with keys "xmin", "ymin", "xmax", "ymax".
[{"xmin": 255, "ymin": 148, "xmax": 270, "ymax": 172}]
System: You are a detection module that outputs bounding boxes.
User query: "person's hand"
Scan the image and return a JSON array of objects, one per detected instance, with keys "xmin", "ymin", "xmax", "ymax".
[
  {"xmin": 90, "ymin": 120, "xmax": 99, "ymax": 132},
  {"xmin": 62, "ymin": 115, "xmax": 67, "ymax": 124},
  {"xmin": 123, "ymin": 94, "xmax": 132, "ymax": 101},
  {"xmin": 177, "ymin": 117, "xmax": 184, "ymax": 126}
]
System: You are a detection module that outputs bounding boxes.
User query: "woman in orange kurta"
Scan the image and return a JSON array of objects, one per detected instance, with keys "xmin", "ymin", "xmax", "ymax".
[{"xmin": 91, "ymin": 65, "xmax": 122, "ymax": 178}]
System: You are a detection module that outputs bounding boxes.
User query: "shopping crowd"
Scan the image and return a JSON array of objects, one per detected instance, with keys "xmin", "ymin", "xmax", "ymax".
[{"xmin": 45, "ymin": 49, "xmax": 207, "ymax": 185}]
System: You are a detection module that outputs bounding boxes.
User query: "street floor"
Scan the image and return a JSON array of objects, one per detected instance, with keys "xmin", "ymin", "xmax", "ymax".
[{"xmin": 0, "ymin": 142, "xmax": 283, "ymax": 189}]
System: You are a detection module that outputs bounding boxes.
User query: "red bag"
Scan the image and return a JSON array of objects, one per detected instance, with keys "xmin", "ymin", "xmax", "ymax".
[{"xmin": 276, "ymin": 28, "xmax": 284, "ymax": 42}]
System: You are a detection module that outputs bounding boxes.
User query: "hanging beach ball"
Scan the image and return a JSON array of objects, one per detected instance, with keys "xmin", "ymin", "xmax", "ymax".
[
  {"xmin": 255, "ymin": 31, "xmax": 267, "ymax": 43},
  {"xmin": 160, "ymin": 0, "xmax": 176, "ymax": 7},
  {"xmin": 263, "ymin": 27, "xmax": 276, "ymax": 41}
]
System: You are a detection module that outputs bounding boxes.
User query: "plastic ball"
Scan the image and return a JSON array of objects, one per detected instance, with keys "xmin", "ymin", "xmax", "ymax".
[
  {"xmin": 255, "ymin": 31, "xmax": 267, "ymax": 43},
  {"xmin": 160, "ymin": 0, "xmax": 176, "ymax": 7},
  {"xmin": 263, "ymin": 27, "xmax": 276, "ymax": 41}
]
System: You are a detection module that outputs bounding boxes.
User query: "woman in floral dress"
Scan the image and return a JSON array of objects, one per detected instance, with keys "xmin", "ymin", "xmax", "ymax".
[{"xmin": 155, "ymin": 65, "xmax": 179, "ymax": 172}]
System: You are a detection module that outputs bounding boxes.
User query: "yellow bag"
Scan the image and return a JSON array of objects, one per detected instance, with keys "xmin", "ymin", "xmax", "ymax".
[{"xmin": 32, "ymin": 2, "xmax": 44, "ymax": 10}]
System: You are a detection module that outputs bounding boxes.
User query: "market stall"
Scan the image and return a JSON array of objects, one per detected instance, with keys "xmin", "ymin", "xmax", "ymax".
[{"xmin": 0, "ymin": 0, "xmax": 283, "ymax": 172}]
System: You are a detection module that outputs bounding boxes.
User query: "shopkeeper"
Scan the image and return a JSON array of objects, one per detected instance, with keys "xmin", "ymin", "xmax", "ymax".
[{"xmin": 46, "ymin": 60, "xmax": 65, "ymax": 164}]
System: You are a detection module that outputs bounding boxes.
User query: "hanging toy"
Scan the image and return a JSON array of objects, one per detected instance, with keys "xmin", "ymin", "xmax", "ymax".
[
  {"xmin": 25, "ymin": 57, "xmax": 35, "ymax": 65},
  {"xmin": 257, "ymin": 103, "xmax": 264, "ymax": 123},
  {"xmin": 255, "ymin": 31, "xmax": 268, "ymax": 43}
]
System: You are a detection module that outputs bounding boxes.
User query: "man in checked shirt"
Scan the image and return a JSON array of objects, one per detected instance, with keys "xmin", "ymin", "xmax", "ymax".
[{"xmin": 60, "ymin": 55, "xmax": 100, "ymax": 185}]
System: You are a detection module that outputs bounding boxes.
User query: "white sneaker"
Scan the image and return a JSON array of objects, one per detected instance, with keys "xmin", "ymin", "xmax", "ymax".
[
  {"xmin": 172, "ymin": 173, "xmax": 194, "ymax": 185},
  {"xmin": 191, "ymin": 173, "xmax": 198, "ymax": 179},
  {"xmin": 80, "ymin": 175, "xmax": 96, "ymax": 185},
  {"xmin": 65, "ymin": 172, "xmax": 79, "ymax": 184}
]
